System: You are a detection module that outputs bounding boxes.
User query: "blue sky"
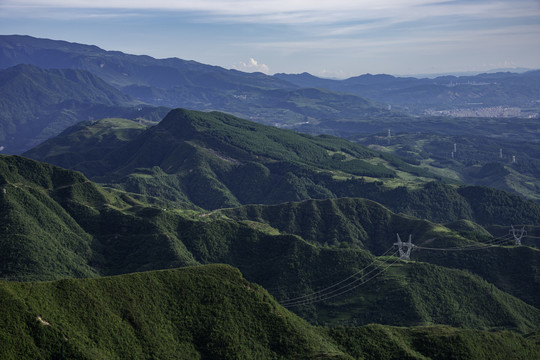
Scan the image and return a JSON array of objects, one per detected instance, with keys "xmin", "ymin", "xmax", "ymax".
[{"xmin": 1, "ymin": 0, "xmax": 539, "ymax": 78}]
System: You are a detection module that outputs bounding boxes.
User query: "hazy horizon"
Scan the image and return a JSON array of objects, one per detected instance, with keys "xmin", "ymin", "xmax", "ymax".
[{"xmin": 1, "ymin": 1, "xmax": 539, "ymax": 78}]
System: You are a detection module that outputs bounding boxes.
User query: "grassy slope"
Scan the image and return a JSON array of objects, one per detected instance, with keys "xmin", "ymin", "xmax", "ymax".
[{"xmin": 22, "ymin": 118, "xmax": 150, "ymax": 171}]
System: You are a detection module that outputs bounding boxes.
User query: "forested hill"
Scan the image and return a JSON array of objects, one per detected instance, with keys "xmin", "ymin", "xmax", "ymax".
[
  {"xmin": 3, "ymin": 153, "xmax": 540, "ymax": 334},
  {"xmin": 0, "ymin": 64, "xmax": 167, "ymax": 154},
  {"xmin": 24, "ymin": 109, "xmax": 540, "ymax": 225},
  {"xmin": 2, "ymin": 264, "xmax": 539, "ymax": 359}
]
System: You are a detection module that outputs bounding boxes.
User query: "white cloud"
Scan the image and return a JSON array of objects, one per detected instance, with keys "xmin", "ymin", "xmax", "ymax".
[{"xmin": 234, "ymin": 58, "xmax": 270, "ymax": 74}]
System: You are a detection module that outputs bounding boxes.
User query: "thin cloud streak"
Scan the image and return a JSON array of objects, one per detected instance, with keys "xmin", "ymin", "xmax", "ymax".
[
  {"xmin": 1, "ymin": 0, "xmax": 538, "ymax": 75},
  {"xmin": 3, "ymin": 0, "xmax": 539, "ymax": 24},
  {"xmin": 246, "ymin": 24, "xmax": 540, "ymax": 54}
]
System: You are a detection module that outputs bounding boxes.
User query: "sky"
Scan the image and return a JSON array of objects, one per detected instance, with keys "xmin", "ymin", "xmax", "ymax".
[{"xmin": 1, "ymin": 0, "xmax": 539, "ymax": 78}]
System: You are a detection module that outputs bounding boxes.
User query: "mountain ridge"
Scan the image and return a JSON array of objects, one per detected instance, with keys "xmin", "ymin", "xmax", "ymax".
[
  {"xmin": 0, "ymin": 35, "xmax": 404, "ymax": 128},
  {"xmin": 24, "ymin": 109, "xmax": 540, "ymax": 226},
  {"xmin": 0, "ymin": 63, "xmax": 168, "ymax": 154},
  {"xmin": 2, "ymin": 264, "xmax": 539, "ymax": 359},
  {"xmin": 2, "ymin": 153, "xmax": 540, "ymax": 333}
]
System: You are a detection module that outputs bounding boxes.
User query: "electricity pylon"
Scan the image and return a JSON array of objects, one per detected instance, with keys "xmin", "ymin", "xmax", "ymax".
[
  {"xmin": 393, "ymin": 234, "xmax": 414, "ymax": 260},
  {"xmin": 509, "ymin": 225, "xmax": 527, "ymax": 246}
]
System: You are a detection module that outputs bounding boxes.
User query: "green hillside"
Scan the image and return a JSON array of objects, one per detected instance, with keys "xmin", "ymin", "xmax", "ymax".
[
  {"xmin": 327, "ymin": 324, "xmax": 540, "ymax": 360},
  {"xmin": 0, "ymin": 154, "xmax": 198, "ymax": 281},
  {"xmin": 217, "ymin": 199, "xmax": 540, "ymax": 318},
  {"xmin": 21, "ymin": 118, "xmax": 150, "ymax": 171},
  {"xmin": 0, "ymin": 265, "xmax": 348, "ymax": 359},
  {"xmin": 25, "ymin": 109, "xmax": 540, "ymax": 226},
  {"xmin": 2, "ymin": 154, "xmax": 540, "ymax": 332},
  {"xmin": 1, "ymin": 265, "xmax": 539, "ymax": 360},
  {"xmin": 358, "ymin": 132, "xmax": 540, "ymax": 201}
]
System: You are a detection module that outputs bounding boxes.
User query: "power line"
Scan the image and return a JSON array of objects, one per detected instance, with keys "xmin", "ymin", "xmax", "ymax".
[
  {"xmin": 414, "ymin": 234, "xmax": 514, "ymax": 252},
  {"xmin": 272, "ymin": 246, "xmax": 397, "ymax": 298},
  {"xmin": 282, "ymin": 255, "xmax": 401, "ymax": 307},
  {"xmin": 277, "ymin": 227, "xmax": 532, "ymax": 307},
  {"xmin": 278, "ymin": 247, "xmax": 395, "ymax": 305},
  {"xmin": 280, "ymin": 251, "xmax": 399, "ymax": 307}
]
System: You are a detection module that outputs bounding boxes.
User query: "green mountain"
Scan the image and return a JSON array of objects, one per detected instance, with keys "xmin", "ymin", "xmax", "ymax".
[
  {"xmin": 0, "ymin": 64, "xmax": 168, "ymax": 154},
  {"xmin": 2, "ymin": 154, "xmax": 540, "ymax": 333},
  {"xmin": 3, "ymin": 35, "xmax": 540, "ymax": 357},
  {"xmin": 24, "ymin": 109, "xmax": 540, "ymax": 226},
  {"xmin": 2, "ymin": 265, "xmax": 539, "ymax": 359},
  {"xmin": 21, "ymin": 117, "xmax": 150, "ymax": 171},
  {"xmin": 0, "ymin": 265, "xmax": 348, "ymax": 359},
  {"xmin": 0, "ymin": 35, "xmax": 402, "ymax": 127}
]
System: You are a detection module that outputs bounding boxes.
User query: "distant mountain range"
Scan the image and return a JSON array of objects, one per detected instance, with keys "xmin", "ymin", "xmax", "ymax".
[
  {"xmin": 0, "ymin": 35, "xmax": 397, "ymax": 129},
  {"xmin": 3, "ymin": 35, "xmax": 537, "ymax": 119},
  {"xmin": 2, "ymin": 35, "xmax": 539, "ymax": 151},
  {"xmin": 0, "ymin": 63, "xmax": 168, "ymax": 153},
  {"xmin": 275, "ymin": 70, "xmax": 540, "ymax": 114}
]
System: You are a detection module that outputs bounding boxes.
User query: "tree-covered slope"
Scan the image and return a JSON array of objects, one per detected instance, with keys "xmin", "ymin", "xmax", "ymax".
[
  {"xmin": 2, "ymin": 154, "xmax": 540, "ymax": 333},
  {"xmin": 217, "ymin": 199, "xmax": 540, "ymax": 315},
  {"xmin": 2, "ymin": 265, "xmax": 538, "ymax": 360},
  {"xmin": 25, "ymin": 109, "xmax": 540, "ymax": 226},
  {"xmin": 0, "ymin": 264, "xmax": 349, "ymax": 360},
  {"xmin": 24, "ymin": 109, "xmax": 431, "ymax": 208},
  {"xmin": 0, "ymin": 155, "xmax": 108, "ymax": 280},
  {"xmin": 327, "ymin": 324, "xmax": 540, "ymax": 360},
  {"xmin": 0, "ymin": 154, "xmax": 200, "ymax": 281},
  {"xmin": 0, "ymin": 64, "xmax": 168, "ymax": 154}
]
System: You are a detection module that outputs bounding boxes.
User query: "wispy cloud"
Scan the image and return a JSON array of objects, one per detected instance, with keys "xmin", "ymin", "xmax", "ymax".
[
  {"xmin": 248, "ymin": 24, "xmax": 540, "ymax": 52},
  {"xmin": 1, "ymin": 0, "xmax": 538, "ymax": 74},
  {"xmin": 3, "ymin": 1, "xmax": 539, "ymax": 24}
]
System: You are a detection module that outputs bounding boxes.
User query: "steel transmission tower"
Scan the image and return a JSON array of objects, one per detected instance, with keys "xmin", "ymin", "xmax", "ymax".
[
  {"xmin": 509, "ymin": 225, "xmax": 527, "ymax": 245},
  {"xmin": 393, "ymin": 234, "xmax": 414, "ymax": 260}
]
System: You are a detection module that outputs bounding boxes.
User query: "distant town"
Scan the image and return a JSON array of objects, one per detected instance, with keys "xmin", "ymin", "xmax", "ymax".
[{"xmin": 425, "ymin": 106, "xmax": 538, "ymax": 118}]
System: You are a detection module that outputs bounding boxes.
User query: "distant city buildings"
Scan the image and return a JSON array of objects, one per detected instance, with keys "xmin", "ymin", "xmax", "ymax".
[{"xmin": 424, "ymin": 106, "xmax": 537, "ymax": 118}]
